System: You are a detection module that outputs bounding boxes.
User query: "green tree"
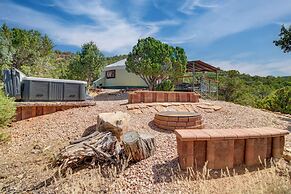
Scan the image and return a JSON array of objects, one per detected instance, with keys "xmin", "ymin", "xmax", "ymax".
[
  {"xmin": 105, "ymin": 54, "xmax": 127, "ymax": 65},
  {"xmin": 0, "ymin": 24, "xmax": 54, "ymax": 76},
  {"xmin": 0, "ymin": 24, "xmax": 14, "ymax": 71},
  {"xmin": 219, "ymin": 70, "xmax": 244, "ymax": 101},
  {"xmin": 126, "ymin": 37, "xmax": 187, "ymax": 90},
  {"xmin": 156, "ymin": 80, "xmax": 174, "ymax": 91},
  {"xmin": 67, "ymin": 42, "xmax": 104, "ymax": 85},
  {"xmin": 48, "ymin": 51, "xmax": 74, "ymax": 79},
  {"xmin": 273, "ymin": 25, "xmax": 291, "ymax": 53}
]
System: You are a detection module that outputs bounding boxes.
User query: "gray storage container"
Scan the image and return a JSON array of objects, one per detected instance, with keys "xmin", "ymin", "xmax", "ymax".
[{"xmin": 21, "ymin": 77, "xmax": 87, "ymax": 101}]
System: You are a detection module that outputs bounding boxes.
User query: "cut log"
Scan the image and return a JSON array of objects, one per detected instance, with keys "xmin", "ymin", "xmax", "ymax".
[
  {"xmin": 123, "ymin": 131, "xmax": 156, "ymax": 162},
  {"xmin": 54, "ymin": 131, "xmax": 125, "ymax": 169}
]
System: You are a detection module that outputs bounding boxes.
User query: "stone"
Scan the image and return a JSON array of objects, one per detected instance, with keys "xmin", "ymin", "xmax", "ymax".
[
  {"xmin": 97, "ymin": 111, "xmax": 130, "ymax": 141},
  {"xmin": 140, "ymin": 107, "xmax": 151, "ymax": 114},
  {"xmin": 204, "ymin": 109, "xmax": 215, "ymax": 113},
  {"xmin": 126, "ymin": 104, "xmax": 136, "ymax": 110},
  {"xmin": 131, "ymin": 109, "xmax": 142, "ymax": 114},
  {"xmin": 184, "ymin": 104, "xmax": 194, "ymax": 112},
  {"xmin": 148, "ymin": 106, "xmax": 157, "ymax": 113},
  {"xmin": 197, "ymin": 104, "xmax": 213, "ymax": 109},
  {"xmin": 161, "ymin": 103, "xmax": 170, "ymax": 107},
  {"xmin": 165, "ymin": 107, "xmax": 177, "ymax": 112},
  {"xmin": 197, "ymin": 104, "xmax": 222, "ymax": 111},
  {"xmin": 155, "ymin": 105, "xmax": 166, "ymax": 112},
  {"xmin": 283, "ymin": 151, "xmax": 291, "ymax": 162},
  {"xmin": 213, "ymin": 105, "xmax": 222, "ymax": 111}
]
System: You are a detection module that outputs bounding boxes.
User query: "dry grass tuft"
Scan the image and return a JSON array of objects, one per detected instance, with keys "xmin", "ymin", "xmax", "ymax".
[
  {"xmin": 51, "ymin": 166, "xmax": 127, "ymax": 193},
  {"xmin": 162, "ymin": 161, "xmax": 291, "ymax": 194},
  {"xmin": 42, "ymin": 160, "xmax": 291, "ymax": 194}
]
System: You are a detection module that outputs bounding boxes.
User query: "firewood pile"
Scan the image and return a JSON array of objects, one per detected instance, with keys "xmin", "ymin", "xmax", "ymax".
[{"xmin": 54, "ymin": 111, "xmax": 156, "ymax": 171}]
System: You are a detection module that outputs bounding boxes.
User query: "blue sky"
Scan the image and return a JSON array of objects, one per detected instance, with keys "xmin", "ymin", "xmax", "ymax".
[{"xmin": 0, "ymin": 0, "xmax": 291, "ymax": 76}]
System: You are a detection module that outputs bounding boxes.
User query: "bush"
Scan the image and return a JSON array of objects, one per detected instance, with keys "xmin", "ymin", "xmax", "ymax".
[
  {"xmin": 0, "ymin": 89, "xmax": 16, "ymax": 127},
  {"xmin": 260, "ymin": 86, "xmax": 291, "ymax": 114},
  {"xmin": 155, "ymin": 80, "xmax": 174, "ymax": 91},
  {"xmin": 0, "ymin": 131, "xmax": 10, "ymax": 142},
  {"xmin": 233, "ymin": 92, "xmax": 258, "ymax": 107}
]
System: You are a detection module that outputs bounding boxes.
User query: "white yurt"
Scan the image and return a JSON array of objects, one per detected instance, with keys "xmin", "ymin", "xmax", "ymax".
[{"xmin": 93, "ymin": 59, "xmax": 147, "ymax": 89}]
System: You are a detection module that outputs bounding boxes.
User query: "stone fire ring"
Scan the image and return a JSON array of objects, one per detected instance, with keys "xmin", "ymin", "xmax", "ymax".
[{"xmin": 153, "ymin": 111, "xmax": 204, "ymax": 130}]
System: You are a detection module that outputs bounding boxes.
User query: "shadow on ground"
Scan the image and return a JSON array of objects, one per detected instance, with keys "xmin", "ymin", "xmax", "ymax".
[
  {"xmin": 152, "ymin": 158, "xmax": 180, "ymax": 183},
  {"xmin": 94, "ymin": 91, "xmax": 128, "ymax": 101},
  {"xmin": 81, "ymin": 124, "xmax": 97, "ymax": 137},
  {"xmin": 148, "ymin": 121, "xmax": 173, "ymax": 134},
  {"xmin": 152, "ymin": 157, "xmax": 275, "ymax": 184}
]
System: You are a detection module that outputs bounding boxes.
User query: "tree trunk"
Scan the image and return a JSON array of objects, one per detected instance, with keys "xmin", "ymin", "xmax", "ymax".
[
  {"xmin": 122, "ymin": 131, "xmax": 155, "ymax": 162},
  {"xmin": 148, "ymin": 84, "xmax": 154, "ymax": 91}
]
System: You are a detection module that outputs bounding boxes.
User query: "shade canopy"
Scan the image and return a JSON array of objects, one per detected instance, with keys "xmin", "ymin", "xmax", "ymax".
[{"xmin": 187, "ymin": 60, "xmax": 220, "ymax": 73}]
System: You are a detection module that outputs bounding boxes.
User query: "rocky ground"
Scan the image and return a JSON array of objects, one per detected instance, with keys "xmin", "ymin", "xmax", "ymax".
[{"xmin": 0, "ymin": 90, "xmax": 290, "ymax": 193}]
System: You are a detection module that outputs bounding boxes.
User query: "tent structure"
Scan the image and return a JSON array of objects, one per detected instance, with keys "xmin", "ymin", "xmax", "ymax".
[{"xmin": 93, "ymin": 59, "xmax": 147, "ymax": 89}]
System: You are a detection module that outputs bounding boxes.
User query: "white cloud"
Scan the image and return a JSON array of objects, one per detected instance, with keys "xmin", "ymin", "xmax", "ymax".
[
  {"xmin": 179, "ymin": 0, "xmax": 220, "ymax": 15},
  {"xmin": 0, "ymin": 1, "xmax": 152, "ymax": 53},
  {"xmin": 173, "ymin": 0, "xmax": 291, "ymax": 44},
  {"xmin": 0, "ymin": 0, "xmax": 183, "ymax": 53},
  {"xmin": 138, "ymin": 19, "xmax": 182, "ymax": 36},
  {"xmin": 209, "ymin": 59, "xmax": 291, "ymax": 76}
]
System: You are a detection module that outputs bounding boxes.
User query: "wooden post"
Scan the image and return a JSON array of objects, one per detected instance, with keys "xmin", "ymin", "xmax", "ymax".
[
  {"xmin": 216, "ymin": 71, "xmax": 219, "ymax": 100},
  {"xmin": 192, "ymin": 62, "xmax": 195, "ymax": 92},
  {"xmin": 208, "ymin": 79, "xmax": 211, "ymax": 95}
]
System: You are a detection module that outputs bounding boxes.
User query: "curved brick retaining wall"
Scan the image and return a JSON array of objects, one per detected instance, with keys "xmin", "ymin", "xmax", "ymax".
[
  {"xmin": 175, "ymin": 127, "xmax": 288, "ymax": 169},
  {"xmin": 128, "ymin": 91, "xmax": 200, "ymax": 104},
  {"xmin": 154, "ymin": 111, "xmax": 203, "ymax": 130}
]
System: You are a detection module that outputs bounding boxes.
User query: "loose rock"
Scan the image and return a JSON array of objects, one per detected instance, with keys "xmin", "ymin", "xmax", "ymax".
[{"xmin": 97, "ymin": 111, "xmax": 130, "ymax": 141}]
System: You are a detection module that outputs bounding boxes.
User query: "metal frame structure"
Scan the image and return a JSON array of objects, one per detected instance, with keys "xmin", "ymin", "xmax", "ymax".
[{"xmin": 186, "ymin": 60, "xmax": 220, "ymax": 99}]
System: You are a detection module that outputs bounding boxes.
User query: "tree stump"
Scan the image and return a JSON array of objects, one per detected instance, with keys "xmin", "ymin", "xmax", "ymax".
[{"xmin": 123, "ymin": 131, "xmax": 156, "ymax": 162}]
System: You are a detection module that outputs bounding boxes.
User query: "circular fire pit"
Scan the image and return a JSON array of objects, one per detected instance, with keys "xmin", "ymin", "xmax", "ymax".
[{"xmin": 153, "ymin": 111, "xmax": 203, "ymax": 130}]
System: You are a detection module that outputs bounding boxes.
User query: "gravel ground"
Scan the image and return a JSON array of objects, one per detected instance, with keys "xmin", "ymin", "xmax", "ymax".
[{"xmin": 0, "ymin": 90, "xmax": 290, "ymax": 193}]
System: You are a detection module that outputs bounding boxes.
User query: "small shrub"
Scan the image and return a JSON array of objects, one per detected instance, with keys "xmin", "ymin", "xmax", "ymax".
[
  {"xmin": 156, "ymin": 80, "xmax": 174, "ymax": 91},
  {"xmin": 0, "ymin": 131, "xmax": 10, "ymax": 142},
  {"xmin": 233, "ymin": 92, "xmax": 258, "ymax": 107},
  {"xmin": 0, "ymin": 89, "xmax": 16, "ymax": 127},
  {"xmin": 260, "ymin": 86, "xmax": 291, "ymax": 114}
]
